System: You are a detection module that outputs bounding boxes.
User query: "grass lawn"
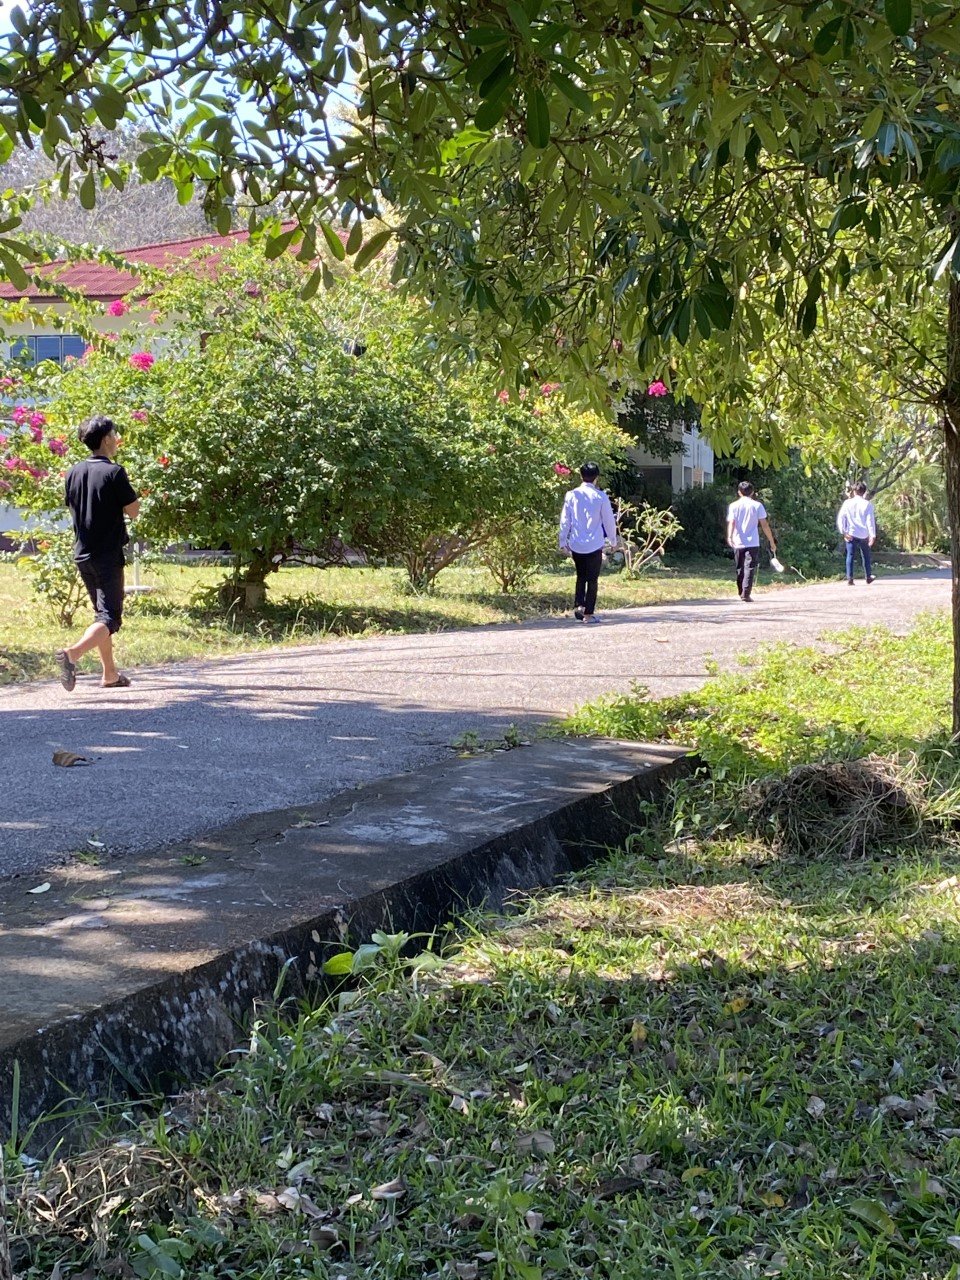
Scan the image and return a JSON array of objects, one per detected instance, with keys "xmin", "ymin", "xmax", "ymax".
[
  {"xmin": 9, "ymin": 612, "xmax": 960, "ymax": 1279},
  {"xmin": 0, "ymin": 554, "xmax": 790, "ymax": 686}
]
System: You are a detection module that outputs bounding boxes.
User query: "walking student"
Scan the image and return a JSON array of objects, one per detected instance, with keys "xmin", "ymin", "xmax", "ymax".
[
  {"xmin": 726, "ymin": 480, "xmax": 777, "ymax": 602},
  {"xmin": 55, "ymin": 414, "xmax": 140, "ymax": 691},
  {"xmin": 837, "ymin": 480, "xmax": 876, "ymax": 585},
  {"xmin": 559, "ymin": 461, "xmax": 618, "ymax": 623}
]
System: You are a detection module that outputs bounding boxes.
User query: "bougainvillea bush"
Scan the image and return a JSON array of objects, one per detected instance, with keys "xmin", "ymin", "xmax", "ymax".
[{"xmin": 1, "ymin": 246, "xmax": 630, "ymax": 610}]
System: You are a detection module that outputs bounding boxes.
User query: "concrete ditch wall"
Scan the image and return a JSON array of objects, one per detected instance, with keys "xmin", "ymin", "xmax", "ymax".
[{"xmin": 0, "ymin": 739, "xmax": 694, "ymax": 1149}]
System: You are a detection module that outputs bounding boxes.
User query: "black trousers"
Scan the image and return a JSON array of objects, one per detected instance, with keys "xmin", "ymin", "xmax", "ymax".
[
  {"xmin": 734, "ymin": 546, "xmax": 759, "ymax": 599},
  {"xmin": 571, "ymin": 548, "xmax": 603, "ymax": 614},
  {"xmin": 77, "ymin": 552, "xmax": 125, "ymax": 634}
]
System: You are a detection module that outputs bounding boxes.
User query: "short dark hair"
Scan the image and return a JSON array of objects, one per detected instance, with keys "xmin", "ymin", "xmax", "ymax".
[
  {"xmin": 737, "ymin": 481, "xmax": 754, "ymax": 497},
  {"xmin": 580, "ymin": 461, "xmax": 600, "ymax": 481},
  {"xmin": 78, "ymin": 414, "xmax": 117, "ymax": 451},
  {"xmin": 854, "ymin": 481, "xmax": 867, "ymax": 496}
]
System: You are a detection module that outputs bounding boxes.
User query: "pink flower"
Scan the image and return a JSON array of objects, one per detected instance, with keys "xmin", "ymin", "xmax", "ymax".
[
  {"xmin": 0, "ymin": 433, "xmax": 6, "ymax": 446},
  {"xmin": 2, "ymin": 456, "xmax": 20, "ymax": 470},
  {"xmin": 47, "ymin": 437, "xmax": 68, "ymax": 456},
  {"xmin": 0, "ymin": 479, "xmax": 10, "ymax": 492},
  {"xmin": 497, "ymin": 389, "xmax": 510, "ymax": 403},
  {"xmin": 540, "ymin": 382, "xmax": 561, "ymax": 397},
  {"xmin": 28, "ymin": 424, "xmax": 43, "ymax": 444},
  {"xmin": 129, "ymin": 351, "xmax": 155, "ymax": 371},
  {"xmin": 102, "ymin": 332, "xmax": 119, "ymax": 343},
  {"xmin": 131, "ymin": 409, "xmax": 149, "ymax": 423},
  {"xmin": 106, "ymin": 298, "xmax": 129, "ymax": 317},
  {"xmin": 27, "ymin": 465, "xmax": 48, "ymax": 479},
  {"xmin": 149, "ymin": 311, "xmax": 163, "ymax": 325},
  {"xmin": 10, "ymin": 405, "xmax": 28, "ymax": 425},
  {"xmin": 647, "ymin": 379, "xmax": 669, "ymax": 397},
  {"xmin": 553, "ymin": 463, "xmax": 572, "ymax": 477},
  {"xmin": 0, "ymin": 376, "xmax": 17, "ymax": 389}
]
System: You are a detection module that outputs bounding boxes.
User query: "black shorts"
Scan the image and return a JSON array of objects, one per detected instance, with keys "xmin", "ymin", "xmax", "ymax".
[{"xmin": 76, "ymin": 554, "xmax": 125, "ymax": 634}]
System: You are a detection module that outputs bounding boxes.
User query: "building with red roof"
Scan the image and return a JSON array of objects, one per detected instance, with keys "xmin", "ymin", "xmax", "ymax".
[{"xmin": 0, "ymin": 225, "xmax": 277, "ymax": 305}]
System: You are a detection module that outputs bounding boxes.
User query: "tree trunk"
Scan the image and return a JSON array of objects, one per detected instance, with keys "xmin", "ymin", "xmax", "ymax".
[{"xmin": 944, "ymin": 262, "xmax": 960, "ymax": 736}]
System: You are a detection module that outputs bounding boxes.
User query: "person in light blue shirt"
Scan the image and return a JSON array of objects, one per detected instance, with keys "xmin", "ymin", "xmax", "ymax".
[
  {"xmin": 558, "ymin": 462, "xmax": 619, "ymax": 623},
  {"xmin": 836, "ymin": 481, "xmax": 877, "ymax": 585}
]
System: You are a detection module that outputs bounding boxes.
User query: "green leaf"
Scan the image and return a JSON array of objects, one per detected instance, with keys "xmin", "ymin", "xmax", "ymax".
[
  {"xmin": 525, "ymin": 87, "xmax": 550, "ymax": 148},
  {"xmin": 301, "ymin": 265, "xmax": 323, "ymax": 300},
  {"xmin": 549, "ymin": 70, "xmax": 592, "ymax": 114},
  {"xmin": 345, "ymin": 220, "xmax": 363, "ymax": 255},
  {"xmin": 848, "ymin": 1198, "xmax": 896, "ymax": 1236},
  {"xmin": 464, "ymin": 26, "xmax": 510, "ymax": 46},
  {"xmin": 19, "ymin": 92, "xmax": 45, "ymax": 128},
  {"xmin": 322, "ymin": 952, "xmax": 355, "ymax": 976},
  {"xmin": 861, "ymin": 105, "xmax": 885, "ymax": 139},
  {"xmin": 466, "ymin": 45, "xmax": 511, "ymax": 88},
  {"xmin": 478, "ymin": 56, "xmax": 514, "ymax": 102},
  {"xmin": 320, "ymin": 220, "xmax": 346, "ymax": 261},
  {"xmin": 78, "ymin": 170, "xmax": 96, "ymax": 210},
  {"xmin": 264, "ymin": 229, "xmax": 294, "ymax": 260},
  {"xmin": 0, "ymin": 245, "xmax": 28, "ymax": 290},
  {"xmin": 884, "ymin": 0, "xmax": 911, "ymax": 36},
  {"xmin": 475, "ymin": 95, "xmax": 508, "ymax": 130},
  {"xmin": 813, "ymin": 15, "xmax": 843, "ymax": 55},
  {"xmin": 353, "ymin": 227, "xmax": 392, "ymax": 271}
]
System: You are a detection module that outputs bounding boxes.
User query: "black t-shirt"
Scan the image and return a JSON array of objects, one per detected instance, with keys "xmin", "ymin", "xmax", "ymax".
[{"xmin": 65, "ymin": 455, "xmax": 138, "ymax": 561}]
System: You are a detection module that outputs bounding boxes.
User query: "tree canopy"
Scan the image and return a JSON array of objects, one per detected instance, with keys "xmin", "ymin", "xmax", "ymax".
[{"xmin": 0, "ymin": 2, "xmax": 957, "ymax": 393}]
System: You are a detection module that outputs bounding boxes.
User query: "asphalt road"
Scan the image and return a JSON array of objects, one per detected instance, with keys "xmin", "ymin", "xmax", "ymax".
[{"xmin": 0, "ymin": 569, "xmax": 951, "ymax": 880}]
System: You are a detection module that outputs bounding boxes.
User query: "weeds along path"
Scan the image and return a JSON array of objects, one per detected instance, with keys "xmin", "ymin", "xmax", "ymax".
[{"xmin": 0, "ymin": 570, "xmax": 950, "ymax": 878}]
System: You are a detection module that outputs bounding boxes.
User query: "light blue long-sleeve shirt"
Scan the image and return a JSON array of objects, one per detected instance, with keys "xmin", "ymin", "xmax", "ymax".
[{"xmin": 559, "ymin": 483, "xmax": 618, "ymax": 553}]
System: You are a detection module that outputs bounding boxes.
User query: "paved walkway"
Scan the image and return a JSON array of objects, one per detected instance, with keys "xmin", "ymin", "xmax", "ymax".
[{"xmin": 0, "ymin": 570, "xmax": 950, "ymax": 879}]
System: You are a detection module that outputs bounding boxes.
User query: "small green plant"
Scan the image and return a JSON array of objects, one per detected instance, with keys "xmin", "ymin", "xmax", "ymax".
[
  {"xmin": 613, "ymin": 498, "xmax": 682, "ymax": 576},
  {"xmin": 478, "ymin": 519, "xmax": 558, "ymax": 594},
  {"xmin": 14, "ymin": 530, "xmax": 86, "ymax": 627}
]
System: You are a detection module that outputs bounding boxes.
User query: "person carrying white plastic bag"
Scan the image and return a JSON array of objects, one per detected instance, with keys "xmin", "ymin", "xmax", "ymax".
[{"xmin": 725, "ymin": 480, "xmax": 778, "ymax": 602}]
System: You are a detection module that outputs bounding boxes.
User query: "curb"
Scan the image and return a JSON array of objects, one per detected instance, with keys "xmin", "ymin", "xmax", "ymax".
[{"xmin": 1, "ymin": 738, "xmax": 695, "ymax": 1148}]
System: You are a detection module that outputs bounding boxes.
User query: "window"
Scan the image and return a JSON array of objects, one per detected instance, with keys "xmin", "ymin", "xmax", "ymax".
[{"xmin": 8, "ymin": 334, "xmax": 87, "ymax": 366}]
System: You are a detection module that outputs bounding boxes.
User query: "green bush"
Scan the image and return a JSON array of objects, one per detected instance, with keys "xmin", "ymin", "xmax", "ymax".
[{"xmin": 669, "ymin": 483, "xmax": 728, "ymax": 557}]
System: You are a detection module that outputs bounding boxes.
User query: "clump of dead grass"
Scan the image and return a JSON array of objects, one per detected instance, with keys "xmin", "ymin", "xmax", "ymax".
[{"xmin": 743, "ymin": 755, "xmax": 928, "ymax": 858}]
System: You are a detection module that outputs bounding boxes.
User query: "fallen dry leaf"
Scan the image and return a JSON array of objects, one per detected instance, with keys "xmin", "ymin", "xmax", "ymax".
[
  {"xmin": 275, "ymin": 1187, "xmax": 324, "ymax": 1217},
  {"xmin": 27, "ymin": 882, "xmax": 51, "ymax": 894},
  {"xmin": 806, "ymin": 1096, "xmax": 826, "ymax": 1120},
  {"xmin": 308, "ymin": 1225, "xmax": 340, "ymax": 1250},
  {"xmin": 370, "ymin": 1178, "xmax": 406, "ymax": 1200},
  {"xmin": 516, "ymin": 1129, "xmax": 556, "ymax": 1157},
  {"xmin": 52, "ymin": 750, "xmax": 91, "ymax": 767}
]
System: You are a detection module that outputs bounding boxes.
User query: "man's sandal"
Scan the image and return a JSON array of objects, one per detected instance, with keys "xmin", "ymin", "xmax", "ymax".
[
  {"xmin": 102, "ymin": 673, "xmax": 132, "ymax": 689},
  {"xmin": 54, "ymin": 651, "xmax": 76, "ymax": 692}
]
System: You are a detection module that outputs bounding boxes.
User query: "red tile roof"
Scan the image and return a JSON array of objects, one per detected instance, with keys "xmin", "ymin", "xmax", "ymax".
[{"xmin": 0, "ymin": 225, "xmax": 291, "ymax": 302}]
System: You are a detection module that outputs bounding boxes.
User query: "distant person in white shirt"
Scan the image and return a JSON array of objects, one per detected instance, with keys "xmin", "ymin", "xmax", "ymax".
[
  {"xmin": 726, "ymin": 480, "xmax": 777, "ymax": 603},
  {"xmin": 837, "ymin": 481, "xmax": 876, "ymax": 585},
  {"xmin": 559, "ymin": 462, "xmax": 619, "ymax": 623}
]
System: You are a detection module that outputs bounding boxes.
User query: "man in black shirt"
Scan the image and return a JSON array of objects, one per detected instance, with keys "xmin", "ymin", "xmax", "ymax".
[{"xmin": 55, "ymin": 414, "xmax": 140, "ymax": 691}]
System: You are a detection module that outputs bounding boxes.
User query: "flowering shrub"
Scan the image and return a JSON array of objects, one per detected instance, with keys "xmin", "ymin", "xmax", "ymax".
[
  {"xmin": 3, "ymin": 245, "xmax": 631, "ymax": 610},
  {"xmin": 106, "ymin": 298, "xmax": 129, "ymax": 318}
]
